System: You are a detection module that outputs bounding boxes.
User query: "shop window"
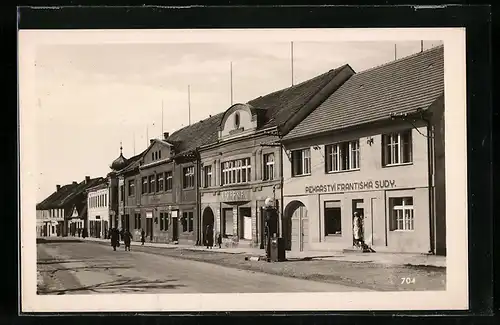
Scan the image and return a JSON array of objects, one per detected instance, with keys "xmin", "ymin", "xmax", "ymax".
[
  {"xmin": 183, "ymin": 166, "xmax": 195, "ymax": 189},
  {"xmin": 222, "ymin": 209, "xmax": 234, "ymax": 237},
  {"xmin": 239, "ymin": 208, "xmax": 252, "ymax": 240},
  {"xmin": 148, "ymin": 175, "xmax": 155, "ymax": 193},
  {"xmin": 165, "ymin": 171, "xmax": 173, "ymax": 191},
  {"xmin": 128, "ymin": 180, "xmax": 135, "ymax": 196},
  {"xmin": 382, "ymin": 130, "xmax": 413, "ymax": 166},
  {"xmin": 221, "ymin": 158, "xmax": 251, "ymax": 185},
  {"xmin": 142, "ymin": 177, "xmax": 148, "ymax": 194},
  {"xmin": 157, "ymin": 173, "xmax": 164, "ymax": 192},
  {"xmin": 325, "ymin": 140, "xmax": 360, "ymax": 173},
  {"xmin": 390, "ymin": 197, "xmax": 414, "ymax": 231},
  {"xmin": 291, "ymin": 148, "xmax": 311, "ymax": 176},
  {"xmin": 324, "ymin": 201, "xmax": 342, "ymax": 236},
  {"xmin": 203, "ymin": 165, "xmax": 212, "ymax": 188},
  {"xmin": 263, "ymin": 153, "xmax": 275, "ymax": 180}
]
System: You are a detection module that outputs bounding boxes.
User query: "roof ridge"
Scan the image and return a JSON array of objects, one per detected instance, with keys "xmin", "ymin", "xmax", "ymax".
[
  {"xmin": 355, "ymin": 45, "xmax": 443, "ymax": 76},
  {"xmin": 246, "ymin": 64, "xmax": 349, "ymax": 104}
]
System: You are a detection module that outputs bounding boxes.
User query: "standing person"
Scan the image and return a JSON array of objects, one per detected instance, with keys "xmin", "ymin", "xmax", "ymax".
[
  {"xmin": 141, "ymin": 229, "xmax": 145, "ymax": 246},
  {"xmin": 205, "ymin": 225, "xmax": 214, "ymax": 249},
  {"xmin": 353, "ymin": 211, "xmax": 363, "ymax": 248},
  {"xmin": 123, "ymin": 229, "xmax": 132, "ymax": 251},
  {"xmin": 216, "ymin": 231, "xmax": 222, "ymax": 249},
  {"xmin": 110, "ymin": 228, "xmax": 119, "ymax": 251}
]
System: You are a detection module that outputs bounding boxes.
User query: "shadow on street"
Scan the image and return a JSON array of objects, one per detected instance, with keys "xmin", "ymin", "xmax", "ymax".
[
  {"xmin": 46, "ymin": 265, "xmax": 134, "ymax": 274},
  {"xmin": 37, "ymin": 278, "xmax": 185, "ymax": 295},
  {"xmin": 37, "ymin": 238, "xmax": 84, "ymax": 244}
]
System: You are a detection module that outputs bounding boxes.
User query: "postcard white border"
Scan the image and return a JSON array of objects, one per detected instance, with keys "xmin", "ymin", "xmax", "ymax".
[{"xmin": 19, "ymin": 27, "xmax": 468, "ymax": 312}]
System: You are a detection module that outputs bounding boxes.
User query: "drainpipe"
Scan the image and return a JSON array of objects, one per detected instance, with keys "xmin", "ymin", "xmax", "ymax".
[
  {"xmin": 425, "ymin": 116, "xmax": 436, "ymax": 255},
  {"xmin": 195, "ymin": 149, "xmax": 202, "ymax": 246}
]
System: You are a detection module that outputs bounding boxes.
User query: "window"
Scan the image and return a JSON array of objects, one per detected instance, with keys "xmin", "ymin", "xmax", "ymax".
[
  {"xmin": 160, "ymin": 212, "xmax": 164, "ymax": 230},
  {"xmin": 182, "ymin": 211, "xmax": 193, "ymax": 232},
  {"xmin": 382, "ymin": 130, "xmax": 412, "ymax": 166},
  {"xmin": 263, "ymin": 153, "xmax": 275, "ymax": 180},
  {"xmin": 120, "ymin": 185, "xmax": 124, "ymax": 202},
  {"xmin": 104, "ymin": 193, "xmax": 107, "ymax": 206},
  {"xmin": 165, "ymin": 171, "xmax": 173, "ymax": 191},
  {"xmin": 221, "ymin": 158, "xmax": 251, "ymax": 185},
  {"xmin": 128, "ymin": 180, "xmax": 135, "ymax": 196},
  {"xmin": 324, "ymin": 201, "xmax": 342, "ymax": 235},
  {"xmin": 203, "ymin": 165, "xmax": 212, "ymax": 188},
  {"xmin": 234, "ymin": 112, "xmax": 240, "ymax": 128},
  {"xmin": 142, "ymin": 177, "xmax": 148, "ymax": 194},
  {"xmin": 325, "ymin": 140, "xmax": 360, "ymax": 172},
  {"xmin": 291, "ymin": 148, "xmax": 311, "ymax": 176},
  {"xmin": 158, "ymin": 150, "xmax": 161, "ymax": 159},
  {"xmin": 152, "ymin": 152, "xmax": 155, "ymax": 161},
  {"xmin": 157, "ymin": 173, "xmax": 164, "ymax": 192},
  {"xmin": 159, "ymin": 212, "xmax": 169, "ymax": 231},
  {"xmin": 134, "ymin": 213, "xmax": 142, "ymax": 230},
  {"xmin": 148, "ymin": 175, "xmax": 155, "ymax": 193},
  {"xmin": 222, "ymin": 209, "xmax": 233, "ymax": 237},
  {"xmin": 183, "ymin": 166, "xmax": 195, "ymax": 189},
  {"xmin": 390, "ymin": 197, "xmax": 414, "ymax": 231}
]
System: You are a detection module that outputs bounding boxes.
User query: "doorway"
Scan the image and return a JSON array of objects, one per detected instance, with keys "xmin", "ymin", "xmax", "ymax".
[
  {"xmin": 202, "ymin": 207, "xmax": 215, "ymax": 245},
  {"xmin": 285, "ymin": 200, "xmax": 308, "ymax": 252},
  {"xmin": 238, "ymin": 207, "xmax": 252, "ymax": 240},
  {"xmin": 352, "ymin": 199, "xmax": 364, "ymax": 246}
]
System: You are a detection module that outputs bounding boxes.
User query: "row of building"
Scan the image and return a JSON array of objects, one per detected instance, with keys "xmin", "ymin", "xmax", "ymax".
[{"xmin": 36, "ymin": 46, "xmax": 446, "ymax": 255}]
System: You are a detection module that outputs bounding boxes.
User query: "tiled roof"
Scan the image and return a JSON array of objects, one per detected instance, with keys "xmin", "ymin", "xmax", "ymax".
[
  {"xmin": 247, "ymin": 65, "xmax": 351, "ymax": 130},
  {"xmin": 167, "ymin": 113, "xmax": 225, "ymax": 157},
  {"xmin": 50, "ymin": 177, "xmax": 105, "ymax": 208},
  {"xmin": 284, "ymin": 46, "xmax": 444, "ymax": 141},
  {"xmin": 37, "ymin": 183, "xmax": 78, "ymax": 210},
  {"xmin": 116, "ymin": 150, "xmax": 147, "ymax": 174}
]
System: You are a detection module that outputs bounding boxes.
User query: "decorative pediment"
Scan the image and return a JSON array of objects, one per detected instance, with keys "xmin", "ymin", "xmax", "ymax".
[
  {"xmin": 71, "ymin": 206, "xmax": 79, "ymax": 218},
  {"xmin": 141, "ymin": 139, "xmax": 174, "ymax": 167},
  {"xmin": 219, "ymin": 103, "xmax": 265, "ymax": 141}
]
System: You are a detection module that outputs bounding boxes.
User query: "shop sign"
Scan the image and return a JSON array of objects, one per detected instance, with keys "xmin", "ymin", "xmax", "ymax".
[
  {"xmin": 305, "ymin": 179, "xmax": 397, "ymax": 194},
  {"xmin": 220, "ymin": 190, "xmax": 250, "ymax": 202}
]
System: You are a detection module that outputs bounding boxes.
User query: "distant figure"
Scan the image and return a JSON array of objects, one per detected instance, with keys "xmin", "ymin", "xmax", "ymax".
[
  {"xmin": 141, "ymin": 229, "xmax": 145, "ymax": 245},
  {"xmin": 119, "ymin": 228, "xmax": 124, "ymax": 241},
  {"xmin": 77, "ymin": 228, "xmax": 81, "ymax": 237},
  {"xmin": 205, "ymin": 224, "xmax": 214, "ymax": 249},
  {"xmin": 216, "ymin": 231, "xmax": 222, "ymax": 249},
  {"xmin": 123, "ymin": 229, "xmax": 132, "ymax": 251},
  {"xmin": 110, "ymin": 228, "xmax": 119, "ymax": 251}
]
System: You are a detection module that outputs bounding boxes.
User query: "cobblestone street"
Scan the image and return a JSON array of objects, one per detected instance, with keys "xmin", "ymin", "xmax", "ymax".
[
  {"xmin": 37, "ymin": 239, "xmax": 372, "ymax": 294},
  {"xmin": 37, "ymin": 238, "xmax": 445, "ymax": 294}
]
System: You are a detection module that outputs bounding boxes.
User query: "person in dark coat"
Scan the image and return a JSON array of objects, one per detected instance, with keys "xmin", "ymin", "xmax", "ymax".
[
  {"xmin": 141, "ymin": 229, "xmax": 145, "ymax": 245},
  {"xmin": 216, "ymin": 231, "xmax": 222, "ymax": 248},
  {"xmin": 123, "ymin": 229, "xmax": 132, "ymax": 251},
  {"xmin": 110, "ymin": 228, "xmax": 119, "ymax": 251},
  {"xmin": 205, "ymin": 225, "xmax": 214, "ymax": 249}
]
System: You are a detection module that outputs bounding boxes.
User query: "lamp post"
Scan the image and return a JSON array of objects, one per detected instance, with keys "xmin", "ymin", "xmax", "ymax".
[{"xmin": 263, "ymin": 197, "xmax": 279, "ymax": 261}]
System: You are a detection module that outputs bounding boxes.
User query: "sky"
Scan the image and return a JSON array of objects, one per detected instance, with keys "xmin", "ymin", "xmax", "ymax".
[{"xmin": 34, "ymin": 39, "xmax": 443, "ymax": 202}]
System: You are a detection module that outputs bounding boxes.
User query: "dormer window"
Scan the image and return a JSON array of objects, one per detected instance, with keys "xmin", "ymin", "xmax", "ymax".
[{"xmin": 234, "ymin": 112, "xmax": 240, "ymax": 129}]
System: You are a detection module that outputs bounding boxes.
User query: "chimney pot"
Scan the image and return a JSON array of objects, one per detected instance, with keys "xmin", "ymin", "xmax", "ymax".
[
  {"xmin": 150, "ymin": 139, "xmax": 155, "ymax": 145},
  {"xmin": 163, "ymin": 132, "xmax": 169, "ymax": 140},
  {"xmin": 72, "ymin": 181, "xmax": 77, "ymax": 185},
  {"xmin": 56, "ymin": 185, "xmax": 61, "ymax": 191},
  {"xmin": 85, "ymin": 176, "xmax": 90, "ymax": 182}
]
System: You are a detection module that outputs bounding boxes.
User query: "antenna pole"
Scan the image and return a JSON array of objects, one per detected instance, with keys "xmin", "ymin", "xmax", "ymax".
[
  {"xmin": 291, "ymin": 41, "xmax": 294, "ymax": 86},
  {"xmin": 188, "ymin": 85, "xmax": 191, "ymax": 125},
  {"xmin": 230, "ymin": 62, "xmax": 233, "ymax": 105},
  {"xmin": 133, "ymin": 132, "xmax": 135, "ymax": 155},
  {"xmin": 394, "ymin": 44, "xmax": 397, "ymax": 60},
  {"xmin": 421, "ymin": 40, "xmax": 424, "ymax": 52},
  {"xmin": 161, "ymin": 99, "xmax": 164, "ymax": 136}
]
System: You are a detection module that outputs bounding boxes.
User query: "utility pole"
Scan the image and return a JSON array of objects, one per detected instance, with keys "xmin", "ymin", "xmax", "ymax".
[
  {"xmin": 291, "ymin": 41, "xmax": 294, "ymax": 86},
  {"xmin": 230, "ymin": 62, "xmax": 233, "ymax": 105},
  {"xmin": 161, "ymin": 99, "xmax": 164, "ymax": 137},
  {"xmin": 188, "ymin": 85, "xmax": 191, "ymax": 125}
]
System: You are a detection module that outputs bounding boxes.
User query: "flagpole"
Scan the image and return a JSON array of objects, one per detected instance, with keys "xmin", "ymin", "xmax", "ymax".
[
  {"xmin": 291, "ymin": 41, "xmax": 294, "ymax": 86},
  {"xmin": 230, "ymin": 62, "xmax": 233, "ymax": 105},
  {"xmin": 161, "ymin": 99, "xmax": 164, "ymax": 136},
  {"xmin": 188, "ymin": 85, "xmax": 191, "ymax": 125}
]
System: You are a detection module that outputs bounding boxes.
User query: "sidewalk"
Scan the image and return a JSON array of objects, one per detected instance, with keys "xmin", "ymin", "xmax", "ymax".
[{"xmin": 81, "ymin": 237, "xmax": 446, "ymax": 268}]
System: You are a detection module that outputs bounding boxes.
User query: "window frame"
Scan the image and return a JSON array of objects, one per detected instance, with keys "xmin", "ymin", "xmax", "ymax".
[
  {"xmin": 203, "ymin": 165, "xmax": 212, "ymax": 188},
  {"xmin": 291, "ymin": 147, "xmax": 311, "ymax": 177},
  {"xmin": 165, "ymin": 171, "xmax": 173, "ymax": 191},
  {"xmin": 128, "ymin": 179, "xmax": 135, "ymax": 197},
  {"xmin": 156, "ymin": 173, "xmax": 164, "ymax": 192},
  {"xmin": 141, "ymin": 177, "xmax": 148, "ymax": 195},
  {"xmin": 325, "ymin": 140, "xmax": 361, "ymax": 173},
  {"xmin": 221, "ymin": 157, "xmax": 251, "ymax": 186},
  {"xmin": 390, "ymin": 197, "xmax": 415, "ymax": 231},
  {"xmin": 148, "ymin": 175, "xmax": 155, "ymax": 193},
  {"xmin": 382, "ymin": 130, "xmax": 413, "ymax": 167},
  {"xmin": 263, "ymin": 153, "xmax": 275, "ymax": 181},
  {"xmin": 183, "ymin": 166, "xmax": 195, "ymax": 189}
]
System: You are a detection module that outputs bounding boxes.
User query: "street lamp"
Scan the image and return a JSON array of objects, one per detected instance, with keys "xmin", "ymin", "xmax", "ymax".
[{"xmin": 263, "ymin": 196, "xmax": 280, "ymax": 262}]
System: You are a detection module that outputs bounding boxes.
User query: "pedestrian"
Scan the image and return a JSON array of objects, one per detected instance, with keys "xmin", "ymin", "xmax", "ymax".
[
  {"xmin": 110, "ymin": 228, "xmax": 119, "ymax": 251},
  {"xmin": 123, "ymin": 229, "xmax": 132, "ymax": 251},
  {"xmin": 353, "ymin": 211, "xmax": 363, "ymax": 248},
  {"xmin": 141, "ymin": 229, "xmax": 145, "ymax": 245},
  {"xmin": 216, "ymin": 231, "xmax": 222, "ymax": 249},
  {"xmin": 205, "ymin": 224, "xmax": 214, "ymax": 249}
]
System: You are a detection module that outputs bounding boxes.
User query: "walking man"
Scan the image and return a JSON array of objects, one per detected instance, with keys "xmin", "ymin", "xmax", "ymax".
[
  {"xmin": 110, "ymin": 228, "xmax": 119, "ymax": 251},
  {"xmin": 123, "ymin": 229, "xmax": 132, "ymax": 251},
  {"xmin": 141, "ymin": 229, "xmax": 145, "ymax": 246}
]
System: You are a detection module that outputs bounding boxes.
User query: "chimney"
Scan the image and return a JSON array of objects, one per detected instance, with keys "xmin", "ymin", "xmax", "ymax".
[
  {"xmin": 56, "ymin": 185, "xmax": 61, "ymax": 191},
  {"xmin": 85, "ymin": 176, "xmax": 90, "ymax": 184},
  {"xmin": 150, "ymin": 139, "xmax": 155, "ymax": 145},
  {"xmin": 72, "ymin": 181, "xmax": 77, "ymax": 185},
  {"xmin": 163, "ymin": 132, "xmax": 169, "ymax": 140}
]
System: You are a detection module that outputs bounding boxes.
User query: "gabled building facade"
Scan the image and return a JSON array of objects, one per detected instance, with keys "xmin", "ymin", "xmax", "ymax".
[
  {"xmin": 36, "ymin": 183, "xmax": 78, "ymax": 237},
  {"xmin": 198, "ymin": 65, "xmax": 355, "ymax": 249},
  {"xmin": 281, "ymin": 46, "xmax": 446, "ymax": 255},
  {"xmin": 86, "ymin": 179, "xmax": 109, "ymax": 238}
]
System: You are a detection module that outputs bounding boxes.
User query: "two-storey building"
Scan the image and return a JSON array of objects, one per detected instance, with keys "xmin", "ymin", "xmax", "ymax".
[
  {"xmin": 36, "ymin": 183, "xmax": 78, "ymax": 237},
  {"xmin": 281, "ymin": 46, "xmax": 445, "ymax": 255},
  {"xmin": 86, "ymin": 179, "xmax": 110, "ymax": 238},
  {"xmin": 198, "ymin": 64, "xmax": 355, "ymax": 249}
]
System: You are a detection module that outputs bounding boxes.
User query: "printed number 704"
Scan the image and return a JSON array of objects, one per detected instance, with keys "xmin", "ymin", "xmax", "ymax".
[{"xmin": 401, "ymin": 277, "xmax": 416, "ymax": 284}]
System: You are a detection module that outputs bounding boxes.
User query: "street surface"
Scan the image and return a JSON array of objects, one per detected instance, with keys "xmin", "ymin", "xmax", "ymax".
[{"xmin": 37, "ymin": 239, "xmax": 371, "ymax": 294}]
